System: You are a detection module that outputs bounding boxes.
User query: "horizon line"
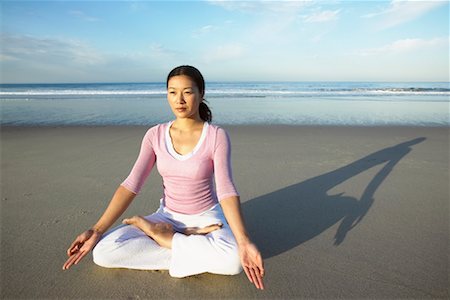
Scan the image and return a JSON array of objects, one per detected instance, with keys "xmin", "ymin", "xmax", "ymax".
[{"xmin": 1, "ymin": 80, "xmax": 449, "ymax": 85}]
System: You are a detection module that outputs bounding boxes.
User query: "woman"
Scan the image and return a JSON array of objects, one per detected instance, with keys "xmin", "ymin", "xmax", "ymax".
[{"xmin": 62, "ymin": 65, "xmax": 265, "ymax": 290}]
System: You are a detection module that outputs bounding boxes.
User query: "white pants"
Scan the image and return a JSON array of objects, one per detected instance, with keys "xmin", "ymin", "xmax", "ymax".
[{"xmin": 92, "ymin": 201, "xmax": 242, "ymax": 278}]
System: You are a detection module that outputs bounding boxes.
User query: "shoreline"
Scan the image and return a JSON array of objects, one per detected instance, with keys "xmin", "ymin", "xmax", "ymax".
[
  {"xmin": 2, "ymin": 123, "xmax": 449, "ymax": 128},
  {"xmin": 1, "ymin": 125, "xmax": 448, "ymax": 299}
]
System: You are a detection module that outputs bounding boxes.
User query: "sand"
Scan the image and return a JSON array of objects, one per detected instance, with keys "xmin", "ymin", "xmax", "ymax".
[{"xmin": 1, "ymin": 125, "xmax": 448, "ymax": 299}]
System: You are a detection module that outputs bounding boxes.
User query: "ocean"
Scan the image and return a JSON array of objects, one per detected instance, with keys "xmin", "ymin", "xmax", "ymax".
[{"xmin": 1, "ymin": 81, "xmax": 449, "ymax": 126}]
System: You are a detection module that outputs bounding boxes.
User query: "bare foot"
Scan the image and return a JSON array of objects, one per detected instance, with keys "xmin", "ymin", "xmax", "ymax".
[
  {"xmin": 184, "ymin": 223, "xmax": 223, "ymax": 235},
  {"xmin": 123, "ymin": 216, "xmax": 175, "ymax": 249}
]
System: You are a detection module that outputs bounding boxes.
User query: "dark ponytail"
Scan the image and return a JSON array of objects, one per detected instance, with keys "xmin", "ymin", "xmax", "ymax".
[
  {"xmin": 199, "ymin": 101, "xmax": 212, "ymax": 123},
  {"xmin": 167, "ymin": 65, "xmax": 212, "ymax": 123}
]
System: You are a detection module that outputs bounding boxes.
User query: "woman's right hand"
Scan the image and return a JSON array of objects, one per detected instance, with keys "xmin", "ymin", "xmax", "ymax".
[{"xmin": 62, "ymin": 229, "xmax": 102, "ymax": 270}]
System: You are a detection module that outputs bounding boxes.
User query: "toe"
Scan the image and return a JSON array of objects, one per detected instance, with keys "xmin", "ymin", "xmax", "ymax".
[{"xmin": 122, "ymin": 216, "xmax": 139, "ymax": 225}]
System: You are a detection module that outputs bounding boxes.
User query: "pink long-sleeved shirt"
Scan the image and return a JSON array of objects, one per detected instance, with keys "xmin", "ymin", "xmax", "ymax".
[{"xmin": 121, "ymin": 121, "xmax": 239, "ymax": 214}]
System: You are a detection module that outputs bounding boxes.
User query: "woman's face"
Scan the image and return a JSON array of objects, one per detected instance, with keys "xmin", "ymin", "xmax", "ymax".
[{"xmin": 167, "ymin": 75, "xmax": 203, "ymax": 121}]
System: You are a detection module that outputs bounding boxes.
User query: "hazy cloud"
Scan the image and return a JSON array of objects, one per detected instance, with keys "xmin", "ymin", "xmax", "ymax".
[
  {"xmin": 0, "ymin": 53, "xmax": 19, "ymax": 62},
  {"xmin": 363, "ymin": 0, "xmax": 446, "ymax": 30},
  {"xmin": 192, "ymin": 25, "xmax": 218, "ymax": 38},
  {"xmin": 204, "ymin": 43, "xmax": 245, "ymax": 62},
  {"xmin": 1, "ymin": 33, "xmax": 105, "ymax": 65},
  {"xmin": 207, "ymin": 0, "xmax": 312, "ymax": 14},
  {"xmin": 302, "ymin": 9, "xmax": 341, "ymax": 23},
  {"xmin": 69, "ymin": 10, "xmax": 99, "ymax": 22},
  {"xmin": 357, "ymin": 37, "xmax": 449, "ymax": 56},
  {"xmin": 129, "ymin": 2, "xmax": 149, "ymax": 12},
  {"xmin": 148, "ymin": 43, "xmax": 181, "ymax": 58},
  {"xmin": 0, "ymin": 33, "xmax": 158, "ymax": 82}
]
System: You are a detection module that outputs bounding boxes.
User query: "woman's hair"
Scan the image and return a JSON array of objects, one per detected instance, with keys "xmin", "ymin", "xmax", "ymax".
[{"xmin": 167, "ymin": 65, "xmax": 212, "ymax": 123}]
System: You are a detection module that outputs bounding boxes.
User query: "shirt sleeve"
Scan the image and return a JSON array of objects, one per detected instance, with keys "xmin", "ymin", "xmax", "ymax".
[
  {"xmin": 213, "ymin": 127, "xmax": 239, "ymax": 201},
  {"xmin": 120, "ymin": 128, "xmax": 156, "ymax": 194}
]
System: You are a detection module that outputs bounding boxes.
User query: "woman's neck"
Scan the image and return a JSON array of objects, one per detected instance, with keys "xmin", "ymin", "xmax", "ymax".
[{"xmin": 172, "ymin": 118, "xmax": 204, "ymax": 132}]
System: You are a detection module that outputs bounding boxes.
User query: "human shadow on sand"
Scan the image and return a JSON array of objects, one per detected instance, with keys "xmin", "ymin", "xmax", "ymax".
[{"xmin": 242, "ymin": 137, "xmax": 425, "ymax": 259}]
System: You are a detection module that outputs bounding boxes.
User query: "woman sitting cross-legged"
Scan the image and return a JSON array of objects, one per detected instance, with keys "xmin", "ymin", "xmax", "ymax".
[{"xmin": 62, "ymin": 65, "xmax": 265, "ymax": 290}]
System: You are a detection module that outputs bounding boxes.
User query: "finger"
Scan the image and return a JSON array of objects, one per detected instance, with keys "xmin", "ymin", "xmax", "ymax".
[
  {"xmin": 66, "ymin": 252, "xmax": 82, "ymax": 269},
  {"xmin": 62, "ymin": 258, "xmax": 71, "ymax": 270},
  {"xmin": 69, "ymin": 243, "xmax": 84, "ymax": 257},
  {"xmin": 67, "ymin": 246, "xmax": 78, "ymax": 257},
  {"xmin": 206, "ymin": 223, "xmax": 222, "ymax": 230},
  {"xmin": 243, "ymin": 266, "xmax": 254, "ymax": 284},
  {"xmin": 257, "ymin": 257, "xmax": 265, "ymax": 277},
  {"xmin": 248, "ymin": 267, "xmax": 260, "ymax": 289},
  {"xmin": 63, "ymin": 253, "xmax": 80, "ymax": 270},
  {"xmin": 208, "ymin": 223, "xmax": 222, "ymax": 231},
  {"xmin": 192, "ymin": 223, "xmax": 223, "ymax": 235},
  {"xmin": 73, "ymin": 250, "xmax": 87, "ymax": 265},
  {"xmin": 251, "ymin": 268, "xmax": 263, "ymax": 290},
  {"xmin": 68, "ymin": 235, "xmax": 86, "ymax": 255},
  {"xmin": 254, "ymin": 268, "xmax": 265, "ymax": 290},
  {"xmin": 67, "ymin": 240, "xmax": 80, "ymax": 256}
]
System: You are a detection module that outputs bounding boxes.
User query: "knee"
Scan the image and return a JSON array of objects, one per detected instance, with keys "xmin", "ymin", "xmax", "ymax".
[
  {"xmin": 92, "ymin": 240, "xmax": 115, "ymax": 268},
  {"xmin": 168, "ymin": 249, "xmax": 242, "ymax": 278},
  {"xmin": 222, "ymin": 251, "xmax": 243, "ymax": 275},
  {"xmin": 210, "ymin": 248, "xmax": 243, "ymax": 276}
]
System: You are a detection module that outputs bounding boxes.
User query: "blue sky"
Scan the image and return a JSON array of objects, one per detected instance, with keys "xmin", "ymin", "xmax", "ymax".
[{"xmin": 1, "ymin": 0, "xmax": 448, "ymax": 83}]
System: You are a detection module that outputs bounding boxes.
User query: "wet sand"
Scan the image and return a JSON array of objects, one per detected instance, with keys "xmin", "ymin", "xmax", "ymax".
[{"xmin": 1, "ymin": 125, "xmax": 448, "ymax": 299}]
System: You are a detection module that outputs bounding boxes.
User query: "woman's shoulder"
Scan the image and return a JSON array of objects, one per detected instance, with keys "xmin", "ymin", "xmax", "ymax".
[
  {"xmin": 207, "ymin": 123, "xmax": 228, "ymax": 139},
  {"xmin": 207, "ymin": 123, "xmax": 231, "ymax": 149},
  {"xmin": 143, "ymin": 122, "xmax": 169, "ymax": 141},
  {"xmin": 149, "ymin": 121, "xmax": 173, "ymax": 133},
  {"xmin": 207, "ymin": 123, "xmax": 227, "ymax": 134}
]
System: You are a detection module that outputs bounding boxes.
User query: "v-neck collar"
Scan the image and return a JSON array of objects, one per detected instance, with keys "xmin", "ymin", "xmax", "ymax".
[{"xmin": 165, "ymin": 121, "xmax": 209, "ymax": 161}]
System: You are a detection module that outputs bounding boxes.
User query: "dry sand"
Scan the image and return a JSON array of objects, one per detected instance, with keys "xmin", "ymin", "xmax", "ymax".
[{"xmin": 1, "ymin": 125, "xmax": 448, "ymax": 299}]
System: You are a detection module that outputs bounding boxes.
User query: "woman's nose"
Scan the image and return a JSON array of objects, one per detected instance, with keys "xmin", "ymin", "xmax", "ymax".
[{"xmin": 175, "ymin": 94, "xmax": 186, "ymax": 104}]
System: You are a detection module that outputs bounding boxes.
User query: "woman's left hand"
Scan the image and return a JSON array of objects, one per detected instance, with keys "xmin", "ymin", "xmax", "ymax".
[{"xmin": 239, "ymin": 241, "xmax": 265, "ymax": 290}]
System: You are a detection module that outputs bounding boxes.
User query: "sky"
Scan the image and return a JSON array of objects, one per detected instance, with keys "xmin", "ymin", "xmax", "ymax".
[{"xmin": 0, "ymin": 0, "xmax": 449, "ymax": 83}]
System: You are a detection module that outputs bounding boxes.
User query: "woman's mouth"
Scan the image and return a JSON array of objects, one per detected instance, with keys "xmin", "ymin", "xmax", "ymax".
[{"xmin": 176, "ymin": 108, "xmax": 187, "ymax": 112}]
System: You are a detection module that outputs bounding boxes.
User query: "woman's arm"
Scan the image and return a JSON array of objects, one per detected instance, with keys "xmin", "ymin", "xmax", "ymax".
[
  {"xmin": 91, "ymin": 185, "xmax": 136, "ymax": 234},
  {"xmin": 220, "ymin": 196, "xmax": 249, "ymax": 244},
  {"xmin": 64, "ymin": 128, "xmax": 156, "ymax": 270},
  {"xmin": 212, "ymin": 127, "xmax": 265, "ymax": 289},
  {"xmin": 63, "ymin": 185, "xmax": 136, "ymax": 270},
  {"xmin": 220, "ymin": 196, "xmax": 265, "ymax": 290}
]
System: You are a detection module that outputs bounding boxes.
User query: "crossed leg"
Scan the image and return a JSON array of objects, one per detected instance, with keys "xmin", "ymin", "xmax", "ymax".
[
  {"xmin": 122, "ymin": 215, "xmax": 223, "ymax": 249},
  {"xmin": 93, "ymin": 210, "xmax": 242, "ymax": 276}
]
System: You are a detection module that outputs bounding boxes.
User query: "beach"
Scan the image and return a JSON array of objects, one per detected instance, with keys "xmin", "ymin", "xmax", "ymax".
[{"xmin": 1, "ymin": 125, "xmax": 448, "ymax": 299}]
